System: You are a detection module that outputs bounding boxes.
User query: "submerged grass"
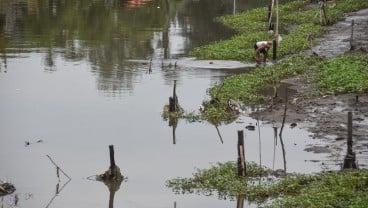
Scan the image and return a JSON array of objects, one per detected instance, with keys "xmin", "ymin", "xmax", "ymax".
[{"xmin": 166, "ymin": 162, "xmax": 368, "ymax": 207}]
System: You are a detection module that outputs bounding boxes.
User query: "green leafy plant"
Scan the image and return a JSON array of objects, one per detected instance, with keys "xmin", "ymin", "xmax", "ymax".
[
  {"xmin": 315, "ymin": 54, "xmax": 368, "ymax": 94},
  {"xmin": 201, "ymin": 55, "xmax": 322, "ymax": 123},
  {"xmin": 190, "ymin": 0, "xmax": 368, "ymax": 62},
  {"xmin": 166, "ymin": 161, "xmax": 368, "ymax": 207}
]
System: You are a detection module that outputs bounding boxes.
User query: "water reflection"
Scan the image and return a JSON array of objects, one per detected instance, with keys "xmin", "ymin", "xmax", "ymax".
[
  {"xmin": 44, "ymin": 179, "xmax": 71, "ymax": 208},
  {"xmin": 45, "ymin": 155, "xmax": 72, "ymax": 208},
  {"xmin": 169, "ymin": 116, "xmax": 178, "ymax": 144},
  {"xmin": 236, "ymin": 196, "xmax": 245, "ymax": 208},
  {"xmin": 0, "ymin": 0, "xmax": 276, "ymax": 95},
  {"xmin": 101, "ymin": 179, "xmax": 122, "ymax": 208}
]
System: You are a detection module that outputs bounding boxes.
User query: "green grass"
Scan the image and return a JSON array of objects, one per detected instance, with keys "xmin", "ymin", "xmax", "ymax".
[
  {"xmin": 201, "ymin": 55, "xmax": 321, "ymax": 123},
  {"xmin": 166, "ymin": 161, "xmax": 368, "ymax": 207},
  {"xmin": 190, "ymin": 0, "xmax": 368, "ymax": 62},
  {"xmin": 316, "ymin": 54, "xmax": 368, "ymax": 94}
]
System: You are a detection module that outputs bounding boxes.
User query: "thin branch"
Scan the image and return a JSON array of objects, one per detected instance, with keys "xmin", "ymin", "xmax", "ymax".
[
  {"xmin": 215, "ymin": 125, "xmax": 224, "ymax": 144},
  {"xmin": 46, "ymin": 155, "xmax": 71, "ymax": 180}
]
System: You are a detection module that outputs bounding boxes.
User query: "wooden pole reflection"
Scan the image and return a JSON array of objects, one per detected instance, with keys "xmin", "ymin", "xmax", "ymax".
[{"xmin": 236, "ymin": 195, "xmax": 245, "ymax": 208}]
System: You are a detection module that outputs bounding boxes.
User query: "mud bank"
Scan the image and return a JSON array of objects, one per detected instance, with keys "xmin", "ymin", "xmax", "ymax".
[{"xmin": 252, "ymin": 8, "xmax": 368, "ymax": 168}]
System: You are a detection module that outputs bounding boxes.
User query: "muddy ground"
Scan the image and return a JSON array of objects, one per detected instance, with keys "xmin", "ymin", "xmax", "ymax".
[{"xmin": 251, "ymin": 8, "xmax": 368, "ymax": 168}]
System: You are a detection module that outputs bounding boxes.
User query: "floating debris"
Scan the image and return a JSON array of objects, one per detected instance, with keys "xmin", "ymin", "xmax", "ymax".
[
  {"xmin": 24, "ymin": 139, "xmax": 43, "ymax": 147},
  {"xmin": 245, "ymin": 124, "xmax": 255, "ymax": 131},
  {"xmin": 0, "ymin": 180, "xmax": 16, "ymax": 196},
  {"xmin": 290, "ymin": 123, "xmax": 297, "ymax": 128}
]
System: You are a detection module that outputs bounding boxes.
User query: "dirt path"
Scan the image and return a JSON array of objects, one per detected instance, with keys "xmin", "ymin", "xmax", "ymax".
[{"xmin": 252, "ymin": 8, "xmax": 368, "ymax": 168}]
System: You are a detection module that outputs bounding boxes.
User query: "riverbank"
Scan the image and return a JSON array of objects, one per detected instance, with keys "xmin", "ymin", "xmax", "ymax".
[
  {"xmin": 191, "ymin": 1, "xmax": 368, "ymax": 168},
  {"xmin": 164, "ymin": 3, "xmax": 368, "ymax": 208},
  {"xmin": 252, "ymin": 8, "xmax": 368, "ymax": 168}
]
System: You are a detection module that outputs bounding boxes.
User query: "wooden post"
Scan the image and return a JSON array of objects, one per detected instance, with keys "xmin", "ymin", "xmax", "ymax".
[
  {"xmin": 347, "ymin": 112, "xmax": 353, "ymax": 155},
  {"xmin": 237, "ymin": 130, "xmax": 246, "ymax": 176},
  {"xmin": 350, "ymin": 20, "xmax": 355, "ymax": 50},
  {"xmin": 148, "ymin": 58, "xmax": 152, "ymax": 74},
  {"xmin": 173, "ymin": 80, "xmax": 177, "ymax": 102},
  {"xmin": 169, "ymin": 80, "xmax": 177, "ymax": 112},
  {"xmin": 169, "ymin": 97, "xmax": 175, "ymax": 112},
  {"xmin": 319, "ymin": 1, "xmax": 327, "ymax": 25},
  {"xmin": 275, "ymin": 0, "xmax": 279, "ymax": 35},
  {"xmin": 109, "ymin": 145, "xmax": 116, "ymax": 169},
  {"xmin": 272, "ymin": 39, "xmax": 277, "ymax": 61},
  {"xmin": 268, "ymin": 5, "xmax": 272, "ymax": 30},
  {"xmin": 343, "ymin": 112, "xmax": 357, "ymax": 169}
]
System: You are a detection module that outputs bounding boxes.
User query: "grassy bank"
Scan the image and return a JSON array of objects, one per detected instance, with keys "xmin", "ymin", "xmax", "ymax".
[
  {"xmin": 163, "ymin": 0, "xmax": 368, "ymax": 123},
  {"xmin": 165, "ymin": 1, "xmax": 368, "ymax": 206},
  {"xmin": 190, "ymin": 0, "xmax": 368, "ymax": 61},
  {"xmin": 200, "ymin": 53, "xmax": 368, "ymax": 123},
  {"xmin": 166, "ymin": 162, "xmax": 368, "ymax": 207},
  {"xmin": 195, "ymin": 0, "xmax": 368, "ymax": 123}
]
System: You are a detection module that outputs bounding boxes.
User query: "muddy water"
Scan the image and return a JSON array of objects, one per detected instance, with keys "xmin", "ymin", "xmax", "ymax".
[{"xmin": 0, "ymin": 0, "xmax": 327, "ymax": 207}]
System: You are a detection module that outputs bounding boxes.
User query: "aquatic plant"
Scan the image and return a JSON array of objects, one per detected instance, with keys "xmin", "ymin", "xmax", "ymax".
[
  {"xmin": 270, "ymin": 170, "xmax": 368, "ymax": 208},
  {"xmin": 316, "ymin": 54, "xmax": 368, "ymax": 94},
  {"xmin": 166, "ymin": 161, "xmax": 368, "ymax": 207},
  {"xmin": 166, "ymin": 161, "xmax": 274, "ymax": 200},
  {"xmin": 201, "ymin": 55, "xmax": 321, "ymax": 123},
  {"xmin": 190, "ymin": 0, "xmax": 368, "ymax": 61}
]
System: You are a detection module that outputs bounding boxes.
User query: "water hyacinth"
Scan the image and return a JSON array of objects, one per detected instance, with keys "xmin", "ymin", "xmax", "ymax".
[
  {"xmin": 166, "ymin": 162, "xmax": 368, "ymax": 207},
  {"xmin": 190, "ymin": 0, "xmax": 368, "ymax": 62}
]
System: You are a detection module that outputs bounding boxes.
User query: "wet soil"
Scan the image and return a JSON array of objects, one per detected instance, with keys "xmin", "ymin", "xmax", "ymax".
[{"xmin": 251, "ymin": 8, "xmax": 368, "ymax": 168}]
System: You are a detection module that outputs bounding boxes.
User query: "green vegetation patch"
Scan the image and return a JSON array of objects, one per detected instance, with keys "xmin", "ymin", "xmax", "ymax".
[
  {"xmin": 271, "ymin": 170, "xmax": 368, "ymax": 208},
  {"xmin": 316, "ymin": 54, "xmax": 368, "ymax": 94},
  {"xmin": 190, "ymin": 0, "xmax": 368, "ymax": 61},
  {"xmin": 201, "ymin": 55, "xmax": 321, "ymax": 123},
  {"xmin": 166, "ymin": 161, "xmax": 368, "ymax": 207}
]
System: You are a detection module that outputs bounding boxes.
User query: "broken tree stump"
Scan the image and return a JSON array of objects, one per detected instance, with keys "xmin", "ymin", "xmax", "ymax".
[
  {"xmin": 0, "ymin": 180, "xmax": 16, "ymax": 196},
  {"xmin": 97, "ymin": 145, "xmax": 123, "ymax": 182}
]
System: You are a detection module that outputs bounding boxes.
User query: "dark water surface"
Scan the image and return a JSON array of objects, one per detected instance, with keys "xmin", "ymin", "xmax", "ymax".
[{"xmin": 0, "ymin": 0, "xmax": 327, "ymax": 207}]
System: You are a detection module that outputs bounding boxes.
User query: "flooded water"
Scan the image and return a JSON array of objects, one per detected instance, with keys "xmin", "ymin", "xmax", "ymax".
[{"xmin": 0, "ymin": 0, "xmax": 329, "ymax": 207}]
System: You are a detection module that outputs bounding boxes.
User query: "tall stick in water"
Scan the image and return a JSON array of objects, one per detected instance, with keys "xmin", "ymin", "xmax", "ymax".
[{"xmin": 169, "ymin": 80, "xmax": 177, "ymax": 112}]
